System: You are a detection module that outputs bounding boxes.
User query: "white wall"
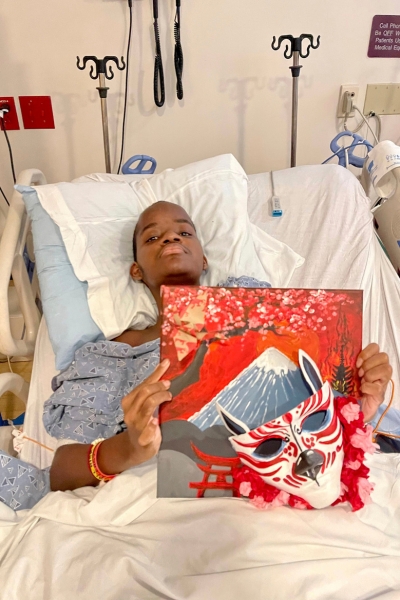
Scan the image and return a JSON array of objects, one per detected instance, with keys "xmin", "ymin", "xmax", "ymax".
[{"xmin": 1, "ymin": 0, "xmax": 400, "ymax": 199}]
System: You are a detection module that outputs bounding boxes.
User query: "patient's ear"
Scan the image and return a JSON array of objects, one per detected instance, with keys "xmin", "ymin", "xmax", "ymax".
[
  {"xmin": 203, "ymin": 255, "xmax": 208, "ymax": 272},
  {"xmin": 130, "ymin": 262, "xmax": 143, "ymax": 282}
]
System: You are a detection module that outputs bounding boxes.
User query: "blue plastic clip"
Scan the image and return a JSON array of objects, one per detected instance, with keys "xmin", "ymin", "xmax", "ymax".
[
  {"xmin": 330, "ymin": 132, "xmax": 372, "ymax": 169},
  {"xmin": 122, "ymin": 154, "xmax": 157, "ymax": 175}
]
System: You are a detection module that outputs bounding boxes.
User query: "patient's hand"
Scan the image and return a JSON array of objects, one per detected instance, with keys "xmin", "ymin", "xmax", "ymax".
[
  {"xmin": 121, "ymin": 359, "xmax": 172, "ymax": 465},
  {"xmin": 356, "ymin": 343, "xmax": 392, "ymax": 424}
]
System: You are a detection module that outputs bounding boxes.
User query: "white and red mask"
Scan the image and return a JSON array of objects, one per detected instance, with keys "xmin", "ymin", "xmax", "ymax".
[{"xmin": 217, "ymin": 350, "xmax": 344, "ymax": 509}]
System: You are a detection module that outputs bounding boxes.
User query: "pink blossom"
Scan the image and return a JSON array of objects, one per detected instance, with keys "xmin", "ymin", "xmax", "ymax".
[
  {"xmin": 250, "ymin": 495, "xmax": 267, "ymax": 509},
  {"xmin": 345, "ymin": 459, "xmax": 362, "ymax": 470},
  {"xmin": 351, "ymin": 426, "xmax": 380, "ymax": 454},
  {"xmin": 357, "ymin": 478, "xmax": 374, "ymax": 505},
  {"xmin": 341, "ymin": 402, "xmax": 360, "ymax": 424},
  {"xmin": 290, "ymin": 498, "xmax": 308, "ymax": 510},
  {"xmin": 239, "ymin": 481, "xmax": 252, "ymax": 497},
  {"xmin": 270, "ymin": 491, "xmax": 290, "ymax": 507},
  {"xmin": 340, "ymin": 481, "xmax": 349, "ymax": 496}
]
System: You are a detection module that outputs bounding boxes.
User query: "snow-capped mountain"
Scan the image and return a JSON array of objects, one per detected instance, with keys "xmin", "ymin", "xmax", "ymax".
[{"xmin": 189, "ymin": 347, "xmax": 314, "ymax": 431}]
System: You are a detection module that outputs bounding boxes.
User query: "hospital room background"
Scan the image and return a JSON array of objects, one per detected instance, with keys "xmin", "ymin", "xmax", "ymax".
[
  {"xmin": 1, "ymin": 0, "xmax": 400, "ymax": 196},
  {"xmin": 1, "ymin": 1, "xmax": 400, "ymax": 597}
]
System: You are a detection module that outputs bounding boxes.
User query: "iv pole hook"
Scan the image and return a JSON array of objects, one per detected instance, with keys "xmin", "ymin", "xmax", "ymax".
[
  {"xmin": 271, "ymin": 34, "xmax": 320, "ymax": 168},
  {"xmin": 76, "ymin": 56, "xmax": 126, "ymax": 173}
]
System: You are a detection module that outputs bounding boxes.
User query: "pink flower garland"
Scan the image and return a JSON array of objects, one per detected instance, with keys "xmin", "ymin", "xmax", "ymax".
[{"xmin": 232, "ymin": 396, "xmax": 378, "ymax": 512}]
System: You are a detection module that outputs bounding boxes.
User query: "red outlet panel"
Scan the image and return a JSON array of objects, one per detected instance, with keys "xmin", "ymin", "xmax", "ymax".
[
  {"xmin": 0, "ymin": 97, "xmax": 20, "ymax": 130},
  {"xmin": 19, "ymin": 96, "xmax": 55, "ymax": 129}
]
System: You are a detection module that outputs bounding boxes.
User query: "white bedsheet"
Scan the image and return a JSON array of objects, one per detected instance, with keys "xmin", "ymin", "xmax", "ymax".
[
  {"xmin": 0, "ymin": 454, "xmax": 399, "ymax": 599},
  {"xmin": 248, "ymin": 165, "xmax": 400, "ymax": 410}
]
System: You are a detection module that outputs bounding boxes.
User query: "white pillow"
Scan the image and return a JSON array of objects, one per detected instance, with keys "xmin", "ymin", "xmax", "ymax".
[{"xmin": 35, "ymin": 155, "xmax": 303, "ymax": 339}]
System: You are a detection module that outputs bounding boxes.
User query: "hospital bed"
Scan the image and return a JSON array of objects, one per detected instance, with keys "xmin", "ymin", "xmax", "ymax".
[{"xmin": 0, "ymin": 158, "xmax": 400, "ymax": 599}]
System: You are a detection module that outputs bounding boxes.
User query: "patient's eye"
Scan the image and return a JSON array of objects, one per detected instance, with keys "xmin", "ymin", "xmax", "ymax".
[
  {"xmin": 180, "ymin": 231, "xmax": 192, "ymax": 237},
  {"xmin": 146, "ymin": 235, "xmax": 159, "ymax": 243},
  {"xmin": 253, "ymin": 437, "xmax": 286, "ymax": 459},
  {"xmin": 302, "ymin": 410, "xmax": 330, "ymax": 433}
]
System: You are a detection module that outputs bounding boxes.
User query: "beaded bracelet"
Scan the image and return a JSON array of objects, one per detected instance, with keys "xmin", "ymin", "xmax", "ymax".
[{"xmin": 88, "ymin": 438, "xmax": 116, "ymax": 482}]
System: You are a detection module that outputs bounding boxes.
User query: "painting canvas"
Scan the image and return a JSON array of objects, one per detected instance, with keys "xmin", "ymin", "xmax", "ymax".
[{"xmin": 157, "ymin": 286, "xmax": 363, "ymax": 500}]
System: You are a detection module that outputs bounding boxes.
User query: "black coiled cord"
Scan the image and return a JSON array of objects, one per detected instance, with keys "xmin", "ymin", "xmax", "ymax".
[
  {"xmin": 174, "ymin": 2, "xmax": 183, "ymax": 100},
  {"xmin": 153, "ymin": 0, "xmax": 165, "ymax": 108}
]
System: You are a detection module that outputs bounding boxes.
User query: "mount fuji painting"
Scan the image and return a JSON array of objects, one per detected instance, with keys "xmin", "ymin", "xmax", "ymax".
[{"xmin": 157, "ymin": 286, "xmax": 362, "ymax": 498}]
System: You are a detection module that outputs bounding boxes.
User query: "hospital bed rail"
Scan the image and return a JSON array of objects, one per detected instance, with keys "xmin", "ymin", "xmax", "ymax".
[{"xmin": 0, "ymin": 169, "xmax": 46, "ymax": 360}]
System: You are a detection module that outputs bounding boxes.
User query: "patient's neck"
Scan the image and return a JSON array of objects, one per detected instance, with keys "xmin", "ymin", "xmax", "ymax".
[{"xmin": 148, "ymin": 276, "xmax": 201, "ymax": 313}]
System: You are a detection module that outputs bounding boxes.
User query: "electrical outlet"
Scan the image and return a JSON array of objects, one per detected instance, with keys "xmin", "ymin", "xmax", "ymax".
[
  {"xmin": 19, "ymin": 96, "xmax": 55, "ymax": 129},
  {"xmin": 0, "ymin": 97, "xmax": 20, "ymax": 130},
  {"xmin": 337, "ymin": 85, "xmax": 360, "ymax": 118}
]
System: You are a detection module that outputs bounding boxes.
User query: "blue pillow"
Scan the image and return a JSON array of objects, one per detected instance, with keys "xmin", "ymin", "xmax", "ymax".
[{"xmin": 18, "ymin": 186, "xmax": 104, "ymax": 370}]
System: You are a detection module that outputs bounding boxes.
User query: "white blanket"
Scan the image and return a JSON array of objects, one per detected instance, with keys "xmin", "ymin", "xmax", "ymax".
[{"xmin": 0, "ymin": 454, "xmax": 399, "ymax": 599}]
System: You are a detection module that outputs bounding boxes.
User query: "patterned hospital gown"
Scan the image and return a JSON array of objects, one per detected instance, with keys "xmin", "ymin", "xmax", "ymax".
[{"xmin": 0, "ymin": 277, "xmax": 270, "ymax": 511}]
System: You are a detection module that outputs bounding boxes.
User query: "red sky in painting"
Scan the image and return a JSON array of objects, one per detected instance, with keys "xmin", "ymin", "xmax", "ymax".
[{"xmin": 159, "ymin": 287, "xmax": 363, "ymax": 423}]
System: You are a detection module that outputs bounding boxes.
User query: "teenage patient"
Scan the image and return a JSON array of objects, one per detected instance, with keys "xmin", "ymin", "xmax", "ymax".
[{"xmin": 49, "ymin": 201, "xmax": 393, "ymax": 493}]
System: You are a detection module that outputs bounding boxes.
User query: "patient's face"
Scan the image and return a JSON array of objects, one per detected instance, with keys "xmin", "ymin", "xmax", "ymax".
[{"xmin": 132, "ymin": 202, "xmax": 207, "ymax": 291}]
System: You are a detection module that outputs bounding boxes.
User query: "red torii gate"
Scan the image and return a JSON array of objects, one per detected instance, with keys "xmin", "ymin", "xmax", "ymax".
[{"xmin": 189, "ymin": 442, "xmax": 241, "ymax": 498}]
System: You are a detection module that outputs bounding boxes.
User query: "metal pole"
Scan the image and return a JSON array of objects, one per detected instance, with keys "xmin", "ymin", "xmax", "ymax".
[
  {"xmin": 291, "ymin": 51, "xmax": 299, "ymax": 168},
  {"xmin": 98, "ymin": 72, "xmax": 111, "ymax": 174}
]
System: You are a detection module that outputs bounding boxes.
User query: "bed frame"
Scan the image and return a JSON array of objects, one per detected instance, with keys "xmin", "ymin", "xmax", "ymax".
[{"xmin": 0, "ymin": 170, "xmax": 46, "ymax": 407}]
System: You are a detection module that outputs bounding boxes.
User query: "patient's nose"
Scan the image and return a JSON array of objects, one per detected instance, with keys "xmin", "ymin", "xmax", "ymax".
[{"xmin": 162, "ymin": 232, "xmax": 181, "ymax": 244}]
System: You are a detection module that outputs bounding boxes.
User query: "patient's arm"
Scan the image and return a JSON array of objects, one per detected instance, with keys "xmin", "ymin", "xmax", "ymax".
[
  {"xmin": 50, "ymin": 431, "xmax": 135, "ymax": 491},
  {"xmin": 112, "ymin": 317, "xmax": 161, "ymax": 347},
  {"xmin": 50, "ymin": 360, "xmax": 171, "ymax": 492}
]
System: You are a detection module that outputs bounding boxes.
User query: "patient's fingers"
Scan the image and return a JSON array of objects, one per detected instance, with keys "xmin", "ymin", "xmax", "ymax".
[
  {"xmin": 358, "ymin": 352, "xmax": 391, "ymax": 377},
  {"xmin": 145, "ymin": 359, "xmax": 170, "ymax": 384},
  {"xmin": 127, "ymin": 390, "xmax": 172, "ymax": 432},
  {"xmin": 356, "ymin": 343, "xmax": 380, "ymax": 368},
  {"xmin": 121, "ymin": 379, "xmax": 170, "ymax": 416},
  {"xmin": 138, "ymin": 419, "xmax": 162, "ymax": 448},
  {"xmin": 361, "ymin": 363, "xmax": 392, "ymax": 385}
]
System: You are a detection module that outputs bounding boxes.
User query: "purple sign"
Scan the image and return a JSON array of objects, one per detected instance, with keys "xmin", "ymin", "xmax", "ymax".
[{"xmin": 368, "ymin": 15, "xmax": 400, "ymax": 57}]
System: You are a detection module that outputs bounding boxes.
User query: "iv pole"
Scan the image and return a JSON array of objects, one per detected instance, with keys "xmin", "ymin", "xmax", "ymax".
[
  {"xmin": 77, "ymin": 56, "xmax": 126, "ymax": 173},
  {"xmin": 272, "ymin": 34, "xmax": 320, "ymax": 168}
]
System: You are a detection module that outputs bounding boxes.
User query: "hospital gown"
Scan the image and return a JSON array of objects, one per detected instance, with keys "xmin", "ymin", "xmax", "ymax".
[{"xmin": 0, "ymin": 277, "xmax": 271, "ymax": 511}]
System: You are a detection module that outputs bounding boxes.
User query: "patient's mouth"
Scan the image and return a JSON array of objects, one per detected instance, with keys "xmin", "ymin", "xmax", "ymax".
[{"xmin": 160, "ymin": 244, "xmax": 186, "ymax": 257}]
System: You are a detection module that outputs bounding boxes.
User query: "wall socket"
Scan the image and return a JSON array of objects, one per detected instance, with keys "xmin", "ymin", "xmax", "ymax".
[
  {"xmin": 337, "ymin": 85, "xmax": 360, "ymax": 118},
  {"xmin": 0, "ymin": 97, "xmax": 20, "ymax": 130}
]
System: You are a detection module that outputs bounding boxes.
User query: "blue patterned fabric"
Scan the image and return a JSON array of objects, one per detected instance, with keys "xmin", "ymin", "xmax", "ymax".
[
  {"xmin": 43, "ymin": 340, "xmax": 160, "ymax": 443},
  {"xmin": 0, "ymin": 454, "xmax": 50, "ymax": 511},
  {"xmin": 0, "ymin": 277, "xmax": 271, "ymax": 511}
]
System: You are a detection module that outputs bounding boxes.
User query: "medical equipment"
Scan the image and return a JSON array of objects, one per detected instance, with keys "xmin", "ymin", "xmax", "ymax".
[
  {"xmin": 0, "ymin": 104, "xmax": 17, "ymax": 188},
  {"xmin": 153, "ymin": 0, "xmax": 165, "ymax": 107},
  {"xmin": 121, "ymin": 154, "xmax": 157, "ymax": 175},
  {"xmin": 365, "ymin": 141, "xmax": 400, "ymax": 276},
  {"xmin": 270, "ymin": 171, "xmax": 282, "ymax": 216},
  {"xmin": 174, "ymin": 0, "xmax": 184, "ymax": 100},
  {"xmin": 272, "ymin": 34, "xmax": 320, "ymax": 168},
  {"xmin": 117, "ymin": 0, "xmax": 133, "ymax": 174},
  {"xmin": 77, "ymin": 56, "xmax": 126, "ymax": 173},
  {"xmin": 324, "ymin": 132, "xmax": 372, "ymax": 168}
]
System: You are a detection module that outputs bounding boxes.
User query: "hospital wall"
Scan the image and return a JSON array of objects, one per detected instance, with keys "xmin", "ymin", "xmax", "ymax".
[{"xmin": 1, "ymin": 0, "xmax": 400, "ymax": 199}]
